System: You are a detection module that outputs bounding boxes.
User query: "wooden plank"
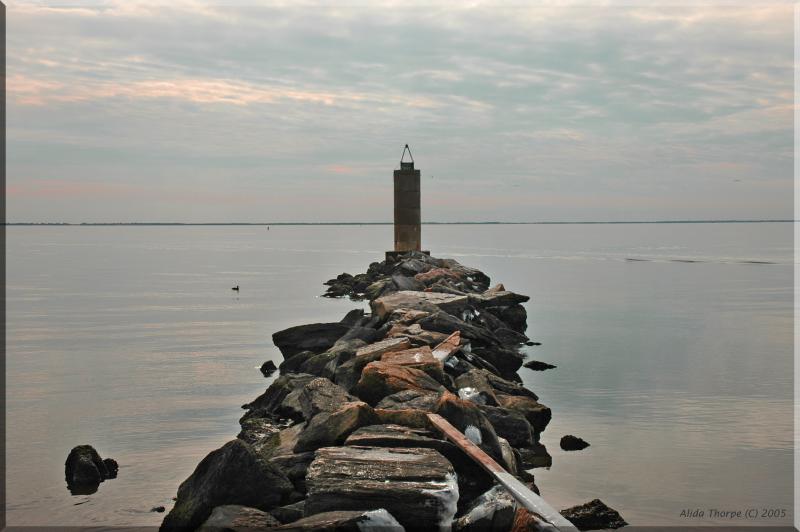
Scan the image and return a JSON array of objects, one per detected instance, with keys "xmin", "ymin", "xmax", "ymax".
[{"xmin": 426, "ymin": 413, "xmax": 578, "ymax": 532}]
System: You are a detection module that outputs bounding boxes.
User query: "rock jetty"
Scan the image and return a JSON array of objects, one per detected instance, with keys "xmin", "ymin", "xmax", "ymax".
[{"xmin": 161, "ymin": 251, "xmax": 625, "ymax": 531}]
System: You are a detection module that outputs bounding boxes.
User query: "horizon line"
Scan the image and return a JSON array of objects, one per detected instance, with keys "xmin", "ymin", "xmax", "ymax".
[{"xmin": 4, "ymin": 219, "xmax": 796, "ymax": 226}]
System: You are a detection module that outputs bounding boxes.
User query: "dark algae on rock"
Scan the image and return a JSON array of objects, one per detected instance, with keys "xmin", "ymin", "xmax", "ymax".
[{"xmin": 161, "ymin": 252, "xmax": 626, "ymax": 530}]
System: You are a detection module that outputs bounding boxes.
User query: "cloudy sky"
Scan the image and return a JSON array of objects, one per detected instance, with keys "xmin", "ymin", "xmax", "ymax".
[{"xmin": 7, "ymin": 1, "xmax": 793, "ymax": 222}]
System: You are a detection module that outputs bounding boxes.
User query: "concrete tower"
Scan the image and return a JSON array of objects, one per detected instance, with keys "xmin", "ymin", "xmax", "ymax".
[{"xmin": 393, "ymin": 144, "xmax": 421, "ymax": 254}]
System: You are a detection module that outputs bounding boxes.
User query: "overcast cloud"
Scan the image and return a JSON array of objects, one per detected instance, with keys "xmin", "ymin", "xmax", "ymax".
[{"xmin": 6, "ymin": 1, "xmax": 794, "ymax": 222}]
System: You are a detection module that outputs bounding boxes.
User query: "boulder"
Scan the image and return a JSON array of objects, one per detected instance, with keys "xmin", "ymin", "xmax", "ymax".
[
  {"xmin": 496, "ymin": 395, "xmax": 551, "ymax": 436},
  {"xmin": 560, "ymin": 499, "xmax": 627, "ymax": 530},
  {"xmin": 371, "ymin": 291, "xmax": 469, "ymax": 320},
  {"xmin": 293, "ymin": 401, "xmax": 378, "ymax": 453},
  {"xmin": 418, "ymin": 311, "xmax": 499, "ymax": 347},
  {"xmin": 380, "ymin": 346, "xmax": 445, "ymax": 383},
  {"xmin": 160, "ymin": 439, "xmax": 293, "ymax": 531},
  {"xmin": 237, "ymin": 417, "xmax": 284, "ymax": 446},
  {"xmin": 391, "ymin": 274, "xmax": 425, "ymax": 292},
  {"xmin": 344, "ymin": 424, "xmax": 454, "ymax": 456},
  {"xmin": 482, "ymin": 372, "xmax": 538, "ymax": 400},
  {"xmin": 492, "ymin": 327, "xmax": 530, "ymax": 346},
  {"xmin": 260, "ymin": 360, "xmax": 278, "ymax": 376},
  {"xmin": 270, "ymin": 500, "xmax": 305, "ymax": 524},
  {"xmin": 333, "ymin": 338, "xmax": 411, "ymax": 391},
  {"xmin": 479, "ymin": 405, "xmax": 535, "ymax": 448},
  {"xmin": 386, "ymin": 323, "xmax": 451, "ymax": 347},
  {"xmin": 305, "ymin": 446, "xmax": 458, "ymax": 531},
  {"xmin": 279, "ymin": 351, "xmax": 316, "ymax": 375},
  {"xmin": 373, "ymin": 407, "xmax": 434, "ymax": 430},
  {"xmin": 375, "ymin": 389, "xmax": 441, "ymax": 412},
  {"xmin": 454, "ymin": 485, "xmax": 516, "ymax": 532},
  {"xmin": 485, "ymin": 305, "xmax": 527, "ymax": 334},
  {"xmin": 102, "ymin": 458, "xmax": 119, "ymax": 479},
  {"xmin": 434, "ymin": 392, "xmax": 505, "ymax": 464},
  {"xmin": 241, "ymin": 373, "xmax": 316, "ymax": 423},
  {"xmin": 470, "ymin": 346, "xmax": 524, "ymax": 376},
  {"xmin": 272, "ymin": 323, "xmax": 349, "ymax": 358},
  {"xmin": 560, "ymin": 435, "xmax": 590, "ymax": 451},
  {"xmin": 268, "ymin": 452, "xmax": 316, "ymax": 495},
  {"xmin": 199, "ymin": 505, "xmax": 281, "ymax": 531},
  {"xmin": 415, "ymin": 267, "xmax": 462, "ymax": 285},
  {"xmin": 517, "ymin": 442, "xmax": 552, "ymax": 469},
  {"xmin": 339, "ymin": 308, "xmax": 365, "ymax": 327},
  {"xmin": 454, "ymin": 370, "xmax": 500, "ymax": 406},
  {"xmin": 64, "ymin": 445, "xmax": 116, "ymax": 494},
  {"xmin": 298, "ymin": 378, "xmax": 357, "ymax": 420},
  {"xmin": 298, "ymin": 339, "xmax": 367, "ymax": 380},
  {"xmin": 276, "ymin": 509, "xmax": 404, "ymax": 531},
  {"xmin": 353, "ymin": 361, "xmax": 445, "ymax": 405}
]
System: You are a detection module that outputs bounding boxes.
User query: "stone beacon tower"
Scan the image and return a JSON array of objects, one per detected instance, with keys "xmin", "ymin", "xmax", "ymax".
[{"xmin": 389, "ymin": 144, "xmax": 424, "ymax": 260}]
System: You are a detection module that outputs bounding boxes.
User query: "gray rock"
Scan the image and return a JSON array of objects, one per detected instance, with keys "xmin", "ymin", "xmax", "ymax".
[
  {"xmin": 453, "ymin": 485, "xmax": 516, "ymax": 532},
  {"xmin": 269, "ymin": 500, "xmax": 305, "ymax": 524},
  {"xmin": 305, "ymin": 446, "xmax": 457, "ymax": 531},
  {"xmin": 344, "ymin": 424, "xmax": 454, "ymax": 456},
  {"xmin": 375, "ymin": 389, "xmax": 441, "ymax": 412},
  {"xmin": 268, "ymin": 452, "xmax": 316, "ymax": 495},
  {"xmin": 272, "ymin": 323, "xmax": 350, "ymax": 358},
  {"xmin": 199, "ymin": 505, "xmax": 281, "ymax": 531},
  {"xmin": 299, "ymin": 378, "xmax": 357, "ymax": 420},
  {"xmin": 160, "ymin": 439, "xmax": 292, "ymax": 531},
  {"xmin": 241, "ymin": 373, "xmax": 316, "ymax": 423},
  {"xmin": 275, "ymin": 509, "xmax": 404, "ymax": 531},
  {"xmin": 371, "ymin": 291, "xmax": 470, "ymax": 320},
  {"xmin": 293, "ymin": 401, "xmax": 378, "ymax": 453},
  {"xmin": 339, "ymin": 309, "xmax": 365, "ymax": 327}
]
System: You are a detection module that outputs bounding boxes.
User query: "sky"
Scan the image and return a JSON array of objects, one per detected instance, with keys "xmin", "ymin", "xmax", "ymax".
[{"xmin": 7, "ymin": 1, "xmax": 794, "ymax": 223}]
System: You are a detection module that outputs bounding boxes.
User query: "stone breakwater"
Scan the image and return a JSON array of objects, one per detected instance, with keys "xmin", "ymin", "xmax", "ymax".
[{"xmin": 159, "ymin": 252, "xmax": 626, "ymax": 531}]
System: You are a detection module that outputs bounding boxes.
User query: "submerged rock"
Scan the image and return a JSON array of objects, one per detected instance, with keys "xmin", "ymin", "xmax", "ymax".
[
  {"xmin": 199, "ymin": 504, "xmax": 281, "ymax": 531},
  {"xmin": 260, "ymin": 360, "xmax": 278, "ymax": 376},
  {"xmin": 523, "ymin": 360, "xmax": 556, "ymax": 371},
  {"xmin": 160, "ymin": 439, "xmax": 292, "ymax": 531},
  {"xmin": 64, "ymin": 445, "xmax": 117, "ymax": 495},
  {"xmin": 560, "ymin": 499, "xmax": 627, "ymax": 530},
  {"xmin": 305, "ymin": 446, "xmax": 458, "ymax": 531},
  {"xmin": 560, "ymin": 434, "xmax": 590, "ymax": 451},
  {"xmin": 275, "ymin": 509, "xmax": 404, "ymax": 531}
]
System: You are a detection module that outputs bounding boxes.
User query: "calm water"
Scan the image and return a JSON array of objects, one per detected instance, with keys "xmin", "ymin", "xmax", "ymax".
[{"xmin": 5, "ymin": 223, "xmax": 794, "ymax": 527}]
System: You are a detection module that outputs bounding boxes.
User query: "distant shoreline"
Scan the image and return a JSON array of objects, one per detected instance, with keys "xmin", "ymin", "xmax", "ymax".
[{"xmin": 4, "ymin": 220, "xmax": 796, "ymax": 226}]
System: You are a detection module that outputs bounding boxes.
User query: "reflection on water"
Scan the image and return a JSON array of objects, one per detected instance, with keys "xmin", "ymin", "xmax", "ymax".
[{"xmin": 5, "ymin": 223, "xmax": 793, "ymax": 526}]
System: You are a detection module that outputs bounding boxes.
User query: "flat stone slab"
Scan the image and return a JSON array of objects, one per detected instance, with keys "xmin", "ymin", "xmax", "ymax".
[
  {"xmin": 380, "ymin": 346, "xmax": 444, "ymax": 382},
  {"xmin": 344, "ymin": 424, "xmax": 455, "ymax": 456},
  {"xmin": 305, "ymin": 446, "xmax": 458, "ymax": 530},
  {"xmin": 371, "ymin": 290, "xmax": 469, "ymax": 319}
]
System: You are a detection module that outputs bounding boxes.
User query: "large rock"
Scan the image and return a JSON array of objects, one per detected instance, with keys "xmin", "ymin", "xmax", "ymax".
[
  {"xmin": 268, "ymin": 452, "xmax": 316, "ymax": 495},
  {"xmin": 241, "ymin": 373, "xmax": 316, "ymax": 423},
  {"xmin": 375, "ymin": 389, "xmax": 441, "ymax": 412},
  {"xmin": 560, "ymin": 434, "xmax": 590, "ymax": 451},
  {"xmin": 333, "ymin": 338, "xmax": 411, "ymax": 391},
  {"xmin": 199, "ymin": 505, "xmax": 281, "ymax": 531},
  {"xmin": 371, "ymin": 291, "xmax": 469, "ymax": 319},
  {"xmin": 305, "ymin": 446, "xmax": 458, "ymax": 531},
  {"xmin": 64, "ymin": 445, "xmax": 116, "ymax": 494},
  {"xmin": 293, "ymin": 401, "xmax": 378, "ymax": 452},
  {"xmin": 496, "ymin": 394, "xmax": 551, "ymax": 436},
  {"xmin": 560, "ymin": 499, "xmax": 628, "ymax": 530},
  {"xmin": 299, "ymin": 378, "xmax": 357, "ymax": 420},
  {"xmin": 485, "ymin": 305, "xmax": 527, "ymax": 334},
  {"xmin": 272, "ymin": 323, "xmax": 350, "ymax": 358},
  {"xmin": 434, "ymin": 392, "xmax": 505, "ymax": 464},
  {"xmin": 454, "ymin": 485, "xmax": 516, "ymax": 532},
  {"xmin": 353, "ymin": 361, "xmax": 445, "ymax": 405},
  {"xmin": 518, "ymin": 442, "xmax": 552, "ymax": 469},
  {"xmin": 276, "ymin": 510, "xmax": 404, "ymax": 531},
  {"xmin": 480, "ymin": 405, "xmax": 535, "ymax": 448},
  {"xmin": 344, "ymin": 424, "xmax": 454, "ymax": 457},
  {"xmin": 380, "ymin": 346, "xmax": 445, "ymax": 383},
  {"xmin": 418, "ymin": 311, "xmax": 499, "ymax": 347},
  {"xmin": 160, "ymin": 439, "xmax": 293, "ymax": 531},
  {"xmin": 454, "ymin": 370, "xmax": 500, "ymax": 406}
]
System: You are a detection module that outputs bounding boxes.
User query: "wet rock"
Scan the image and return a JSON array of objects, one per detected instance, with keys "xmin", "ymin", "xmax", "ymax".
[
  {"xmin": 272, "ymin": 323, "xmax": 350, "ymax": 358},
  {"xmin": 64, "ymin": 445, "xmax": 116, "ymax": 494},
  {"xmin": 160, "ymin": 439, "xmax": 292, "ymax": 531},
  {"xmin": 260, "ymin": 360, "xmax": 278, "ymax": 376},
  {"xmin": 496, "ymin": 394, "xmax": 551, "ymax": 436},
  {"xmin": 560, "ymin": 499, "xmax": 627, "ymax": 530},
  {"xmin": 268, "ymin": 452, "xmax": 316, "ymax": 495},
  {"xmin": 474, "ymin": 287, "xmax": 530, "ymax": 307},
  {"xmin": 199, "ymin": 504, "xmax": 281, "ymax": 531},
  {"xmin": 486, "ymin": 305, "xmax": 527, "ymax": 334},
  {"xmin": 482, "ymin": 371, "xmax": 538, "ymax": 400},
  {"xmin": 333, "ymin": 337, "xmax": 411, "ymax": 391},
  {"xmin": 339, "ymin": 308, "xmax": 365, "ymax": 327},
  {"xmin": 299, "ymin": 378, "xmax": 357, "ymax": 420},
  {"xmin": 237, "ymin": 417, "xmax": 284, "ymax": 446},
  {"xmin": 375, "ymin": 389, "xmax": 441, "ymax": 412},
  {"xmin": 102, "ymin": 458, "xmax": 119, "ymax": 479},
  {"xmin": 492, "ymin": 327, "xmax": 530, "ymax": 346},
  {"xmin": 279, "ymin": 351, "xmax": 316, "ymax": 375},
  {"xmin": 353, "ymin": 361, "xmax": 445, "ymax": 405},
  {"xmin": 560, "ymin": 435, "xmax": 590, "ymax": 451},
  {"xmin": 364, "ymin": 278, "xmax": 394, "ymax": 301},
  {"xmin": 523, "ymin": 360, "xmax": 556, "ymax": 371},
  {"xmin": 338, "ymin": 326, "xmax": 380, "ymax": 345},
  {"xmin": 275, "ymin": 509, "xmax": 404, "ymax": 531},
  {"xmin": 479, "ymin": 405, "xmax": 535, "ymax": 448},
  {"xmin": 241, "ymin": 373, "xmax": 316, "ymax": 423},
  {"xmin": 293, "ymin": 401, "xmax": 378, "ymax": 452},
  {"xmin": 371, "ymin": 291, "xmax": 469, "ymax": 319},
  {"xmin": 517, "ymin": 442, "xmax": 552, "ymax": 469},
  {"xmin": 270, "ymin": 500, "xmax": 305, "ymax": 524},
  {"xmin": 380, "ymin": 346, "xmax": 445, "ymax": 383},
  {"xmin": 470, "ymin": 345, "xmax": 524, "ymax": 377},
  {"xmin": 454, "ymin": 485, "xmax": 516, "ymax": 532},
  {"xmin": 344, "ymin": 424, "xmax": 454, "ymax": 456},
  {"xmin": 435, "ymin": 392, "xmax": 505, "ymax": 464},
  {"xmin": 391, "ymin": 273, "xmax": 425, "ymax": 292},
  {"xmin": 151, "ymin": 506, "xmax": 166, "ymax": 513},
  {"xmin": 305, "ymin": 446, "xmax": 457, "ymax": 531}
]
